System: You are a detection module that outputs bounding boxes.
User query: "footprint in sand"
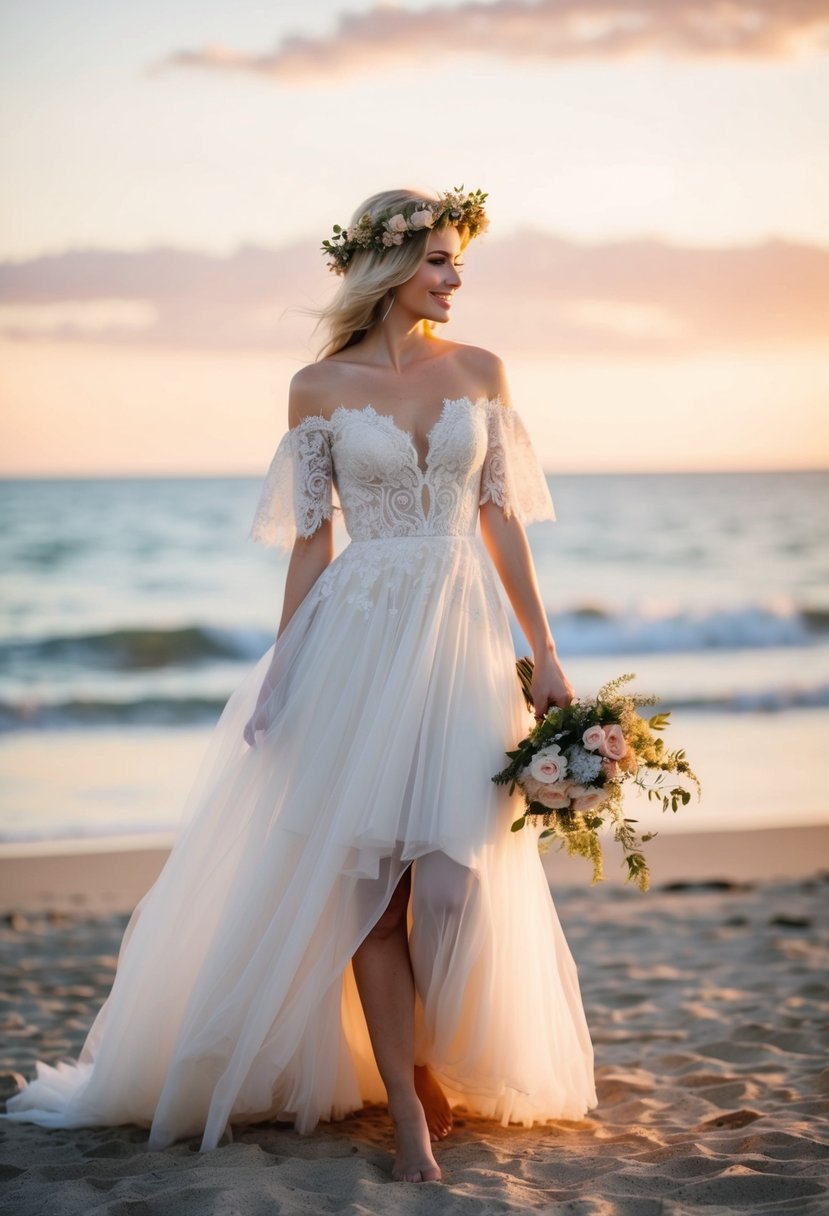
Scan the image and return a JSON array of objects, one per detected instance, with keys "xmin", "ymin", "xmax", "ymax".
[{"xmin": 697, "ymin": 1109, "xmax": 763, "ymax": 1130}]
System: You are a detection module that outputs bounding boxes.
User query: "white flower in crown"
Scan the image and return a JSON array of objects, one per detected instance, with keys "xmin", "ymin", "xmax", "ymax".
[{"xmin": 410, "ymin": 209, "xmax": 435, "ymax": 229}]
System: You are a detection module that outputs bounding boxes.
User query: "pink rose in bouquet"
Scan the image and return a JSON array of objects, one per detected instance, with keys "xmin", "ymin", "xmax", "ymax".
[
  {"xmin": 519, "ymin": 774, "xmax": 572, "ymax": 810},
  {"xmin": 568, "ymin": 785, "xmax": 606, "ymax": 813},
  {"xmin": 582, "ymin": 725, "xmax": 605, "ymax": 751},
  {"xmin": 598, "ymin": 724, "xmax": 627, "ymax": 760}
]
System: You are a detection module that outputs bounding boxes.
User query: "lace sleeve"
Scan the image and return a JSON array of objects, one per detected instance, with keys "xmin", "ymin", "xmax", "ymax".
[
  {"xmin": 479, "ymin": 398, "xmax": 556, "ymax": 525},
  {"xmin": 248, "ymin": 418, "xmax": 335, "ymax": 551}
]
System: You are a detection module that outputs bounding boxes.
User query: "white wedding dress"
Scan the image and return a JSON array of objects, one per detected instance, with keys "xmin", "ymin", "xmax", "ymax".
[{"xmin": 5, "ymin": 394, "xmax": 597, "ymax": 1151}]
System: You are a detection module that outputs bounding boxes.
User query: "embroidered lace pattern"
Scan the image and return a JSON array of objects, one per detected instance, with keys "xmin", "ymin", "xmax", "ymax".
[
  {"xmin": 479, "ymin": 401, "xmax": 557, "ymax": 526},
  {"xmin": 311, "ymin": 534, "xmax": 505, "ymax": 623},
  {"xmin": 248, "ymin": 395, "xmax": 554, "ymax": 552}
]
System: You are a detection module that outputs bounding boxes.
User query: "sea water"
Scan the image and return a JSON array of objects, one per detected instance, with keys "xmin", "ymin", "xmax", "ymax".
[{"xmin": 0, "ymin": 471, "xmax": 826, "ymax": 846}]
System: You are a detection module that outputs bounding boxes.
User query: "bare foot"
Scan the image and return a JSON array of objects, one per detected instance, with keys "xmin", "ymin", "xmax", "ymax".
[
  {"xmin": 414, "ymin": 1064, "xmax": 453, "ymax": 1141},
  {"xmin": 389, "ymin": 1093, "xmax": 442, "ymax": 1183}
]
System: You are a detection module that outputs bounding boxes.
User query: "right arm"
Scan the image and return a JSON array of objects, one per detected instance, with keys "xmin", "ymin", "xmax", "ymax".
[
  {"xmin": 276, "ymin": 368, "xmax": 334, "ymax": 638},
  {"xmin": 276, "ymin": 524, "xmax": 333, "ymax": 639},
  {"xmin": 243, "ymin": 371, "xmax": 332, "ymax": 743}
]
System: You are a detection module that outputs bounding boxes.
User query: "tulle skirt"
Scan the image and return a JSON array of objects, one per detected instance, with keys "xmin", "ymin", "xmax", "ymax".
[{"xmin": 5, "ymin": 534, "xmax": 597, "ymax": 1150}]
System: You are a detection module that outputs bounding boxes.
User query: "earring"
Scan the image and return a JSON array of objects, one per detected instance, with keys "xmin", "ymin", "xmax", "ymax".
[{"xmin": 380, "ymin": 292, "xmax": 395, "ymax": 323}]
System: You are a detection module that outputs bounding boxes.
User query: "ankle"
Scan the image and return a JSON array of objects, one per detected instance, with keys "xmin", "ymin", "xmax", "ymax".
[
  {"xmin": 386, "ymin": 1074, "xmax": 417, "ymax": 1096},
  {"xmin": 386, "ymin": 1083, "xmax": 422, "ymax": 1116}
]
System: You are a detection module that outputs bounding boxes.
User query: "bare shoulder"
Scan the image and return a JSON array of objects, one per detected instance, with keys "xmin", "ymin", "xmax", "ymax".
[
  {"xmin": 451, "ymin": 343, "xmax": 510, "ymax": 405},
  {"xmin": 287, "ymin": 362, "xmax": 341, "ymax": 427}
]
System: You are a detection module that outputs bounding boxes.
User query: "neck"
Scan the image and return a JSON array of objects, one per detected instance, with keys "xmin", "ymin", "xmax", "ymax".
[{"xmin": 358, "ymin": 306, "xmax": 434, "ymax": 372}]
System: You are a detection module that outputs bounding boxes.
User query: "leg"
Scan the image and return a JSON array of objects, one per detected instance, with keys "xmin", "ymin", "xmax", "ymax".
[
  {"xmin": 409, "ymin": 852, "xmax": 482, "ymax": 1138},
  {"xmin": 352, "ymin": 867, "xmax": 441, "ymax": 1183}
]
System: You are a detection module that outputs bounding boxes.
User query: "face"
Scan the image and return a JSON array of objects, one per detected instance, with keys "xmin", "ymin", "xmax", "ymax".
[{"xmin": 394, "ymin": 225, "xmax": 465, "ymax": 323}]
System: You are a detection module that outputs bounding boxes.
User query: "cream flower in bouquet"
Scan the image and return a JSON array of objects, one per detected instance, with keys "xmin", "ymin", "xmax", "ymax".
[{"xmin": 492, "ymin": 665, "xmax": 701, "ymax": 892}]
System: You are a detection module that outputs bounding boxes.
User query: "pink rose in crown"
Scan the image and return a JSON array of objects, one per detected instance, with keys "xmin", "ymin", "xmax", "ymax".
[
  {"xmin": 386, "ymin": 214, "xmax": 409, "ymax": 233},
  {"xmin": 598, "ymin": 724, "xmax": 627, "ymax": 760},
  {"xmin": 582, "ymin": 725, "xmax": 604, "ymax": 751},
  {"xmin": 528, "ymin": 745, "xmax": 568, "ymax": 784}
]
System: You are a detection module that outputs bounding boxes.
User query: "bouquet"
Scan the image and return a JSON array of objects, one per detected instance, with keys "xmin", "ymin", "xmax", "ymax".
[{"xmin": 492, "ymin": 662, "xmax": 701, "ymax": 892}]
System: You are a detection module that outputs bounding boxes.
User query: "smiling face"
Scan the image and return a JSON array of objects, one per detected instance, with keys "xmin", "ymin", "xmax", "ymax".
[{"xmin": 394, "ymin": 225, "xmax": 466, "ymax": 324}]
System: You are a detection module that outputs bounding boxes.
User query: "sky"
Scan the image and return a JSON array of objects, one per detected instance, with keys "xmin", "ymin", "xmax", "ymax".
[{"xmin": 1, "ymin": 0, "xmax": 828, "ymax": 475}]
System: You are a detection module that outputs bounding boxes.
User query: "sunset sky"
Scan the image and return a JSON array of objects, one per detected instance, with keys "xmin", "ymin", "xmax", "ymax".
[{"xmin": 1, "ymin": 0, "xmax": 828, "ymax": 475}]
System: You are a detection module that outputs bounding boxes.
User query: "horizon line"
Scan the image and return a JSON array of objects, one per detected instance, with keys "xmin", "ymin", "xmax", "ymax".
[{"xmin": 1, "ymin": 466, "xmax": 827, "ymax": 481}]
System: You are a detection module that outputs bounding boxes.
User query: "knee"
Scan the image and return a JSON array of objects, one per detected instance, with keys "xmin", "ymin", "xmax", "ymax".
[{"xmin": 412, "ymin": 859, "xmax": 475, "ymax": 926}]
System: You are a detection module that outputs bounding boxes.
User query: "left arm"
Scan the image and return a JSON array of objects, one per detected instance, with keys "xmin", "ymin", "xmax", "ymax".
[
  {"xmin": 479, "ymin": 502, "xmax": 576, "ymax": 717},
  {"xmin": 467, "ymin": 345, "xmax": 575, "ymax": 716}
]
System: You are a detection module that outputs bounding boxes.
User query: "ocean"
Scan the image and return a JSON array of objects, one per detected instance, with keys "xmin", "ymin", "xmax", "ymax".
[{"xmin": 1, "ymin": 470, "xmax": 826, "ymax": 848}]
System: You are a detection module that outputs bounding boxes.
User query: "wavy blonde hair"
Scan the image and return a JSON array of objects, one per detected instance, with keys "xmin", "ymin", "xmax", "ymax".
[{"xmin": 312, "ymin": 188, "xmax": 471, "ymax": 360}]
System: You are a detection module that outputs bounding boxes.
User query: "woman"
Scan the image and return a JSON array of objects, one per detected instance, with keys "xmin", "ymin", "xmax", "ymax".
[{"xmin": 5, "ymin": 187, "xmax": 597, "ymax": 1184}]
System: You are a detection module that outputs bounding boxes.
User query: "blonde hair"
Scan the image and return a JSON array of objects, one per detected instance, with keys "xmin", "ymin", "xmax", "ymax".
[{"xmin": 312, "ymin": 188, "xmax": 471, "ymax": 360}]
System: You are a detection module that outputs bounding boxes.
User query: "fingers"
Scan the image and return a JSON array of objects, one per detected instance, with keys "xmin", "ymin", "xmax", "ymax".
[
  {"xmin": 534, "ymin": 695, "xmax": 575, "ymax": 721},
  {"xmin": 244, "ymin": 722, "xmax": 267, "ymax": 747}
]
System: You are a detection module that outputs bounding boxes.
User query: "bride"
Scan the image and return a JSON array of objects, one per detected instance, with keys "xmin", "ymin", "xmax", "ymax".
[{"xmin": 5, "ymin": 186, "xmax": 597, "ymax": 1183}]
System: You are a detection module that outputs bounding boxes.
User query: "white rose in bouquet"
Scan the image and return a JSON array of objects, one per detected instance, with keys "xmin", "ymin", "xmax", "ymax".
[{"xmin": 528, "ymin": 745, "xmax": 567, "ymax": 784}]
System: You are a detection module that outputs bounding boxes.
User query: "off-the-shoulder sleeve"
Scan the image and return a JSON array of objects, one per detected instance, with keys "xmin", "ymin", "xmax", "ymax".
[
  {"xmin": 248, "ymin": 418, "xmax": 334, "ymax": 551},
  {"xmin": 479, "ymin": 398, "xmax": 556, "ymax": 524}
]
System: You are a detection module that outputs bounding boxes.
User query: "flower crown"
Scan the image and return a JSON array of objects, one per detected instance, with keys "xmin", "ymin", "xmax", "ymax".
[{"xmin": 321, "ymin": 186, "xmax": 489, "ymax": 276}]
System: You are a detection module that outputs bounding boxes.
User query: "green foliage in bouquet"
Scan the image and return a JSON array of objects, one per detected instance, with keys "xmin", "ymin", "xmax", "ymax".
[{"xmin": 492, "ymin": 662, "xmax": 702, "ymax": 892}]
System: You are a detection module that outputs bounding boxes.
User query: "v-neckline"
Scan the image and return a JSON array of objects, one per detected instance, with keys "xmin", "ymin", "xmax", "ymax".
[{"xmin": 330, "ymin": 395, "xmax": 470, "ymax": 478}]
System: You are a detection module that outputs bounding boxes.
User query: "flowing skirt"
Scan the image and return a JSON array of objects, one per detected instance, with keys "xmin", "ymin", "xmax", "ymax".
[{"xmin": 5, "ymin": 534, "xmax": 597, "ymax": 1150}]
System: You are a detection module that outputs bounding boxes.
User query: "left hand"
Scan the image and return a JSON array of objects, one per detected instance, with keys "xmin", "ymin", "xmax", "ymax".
[
  {"xmin": 531, "ymin": 651, "xmax": 576, "ymax": 721},
  {"xmin": 243, "ymin": 700, "xmax": 270, "ymax": 747}
]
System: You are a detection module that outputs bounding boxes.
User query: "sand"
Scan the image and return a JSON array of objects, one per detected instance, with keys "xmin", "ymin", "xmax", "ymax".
[{"xmin": 1, "ymin": 828, "xmax": 828, "ymax": 1214}]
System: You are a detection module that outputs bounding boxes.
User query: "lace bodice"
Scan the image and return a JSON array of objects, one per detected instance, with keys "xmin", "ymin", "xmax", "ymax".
[{"xmin": 249, "ymin": 395, "xmax": 555, "ymax": 550}]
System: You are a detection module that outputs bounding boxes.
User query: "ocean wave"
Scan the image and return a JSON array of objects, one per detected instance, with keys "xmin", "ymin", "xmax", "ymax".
[
  {"xmin": 2, "ymin": 602, "xmax": 827, "ymax": 675},
  {"xmin": 2, "ymin": 682, "xmax": 828, "ymax": 731},
  {"xmin": 0, "ymin": 625, "xmax": 263, "ymax": 670},
  {"xmin": 0, "ymin": 696, "xmax": 227, "ymax": 730},
  {"xmin": 528, "ymin": 601, "xmax": 829, "ymax": 656}
]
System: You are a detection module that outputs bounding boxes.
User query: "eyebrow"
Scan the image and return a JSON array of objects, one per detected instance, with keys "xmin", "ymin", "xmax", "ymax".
[{"xmin": 429, "ymin": 250, "xmax": 464, "ymax": 257}]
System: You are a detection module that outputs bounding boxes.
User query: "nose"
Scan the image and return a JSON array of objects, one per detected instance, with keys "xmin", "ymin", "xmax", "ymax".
[{"xmin": 445, "ymin": 264, "xmax": 462, "ymax": 288}]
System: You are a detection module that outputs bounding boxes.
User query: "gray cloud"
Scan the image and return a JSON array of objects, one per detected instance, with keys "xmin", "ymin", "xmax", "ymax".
[
  {"xmin": 1, "ymin": 232, "xmax": 827, "ymax": 358},
  {"xmin": 154, "ymin": 0, "xmax": 829, "ymax": 83}
]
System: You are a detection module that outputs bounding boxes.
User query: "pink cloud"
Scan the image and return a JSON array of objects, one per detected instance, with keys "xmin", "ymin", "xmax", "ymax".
[
  {"xmin": 153, "ymin": 0, "xmax": 829, "ymax": 84},
  {"xmin": 1, "ymin": 233, "xmax": 827, "ymax": 358}
]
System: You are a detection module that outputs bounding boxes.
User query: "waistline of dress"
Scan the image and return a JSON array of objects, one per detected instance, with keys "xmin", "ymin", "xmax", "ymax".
[{"xmin": 346, "ymin": 533, "xmax": 478, "ymax": 547}]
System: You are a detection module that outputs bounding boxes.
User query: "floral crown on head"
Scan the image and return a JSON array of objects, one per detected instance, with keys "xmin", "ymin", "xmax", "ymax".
[{"xmin": 321, "ymin": 186, "xmax": 489, "ymax": 276}]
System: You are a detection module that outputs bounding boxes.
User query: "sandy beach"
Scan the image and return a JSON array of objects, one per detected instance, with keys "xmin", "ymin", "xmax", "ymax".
[{"xmin": 1, "ymin": 827, "xmax": 828, "ymax": 1214}]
